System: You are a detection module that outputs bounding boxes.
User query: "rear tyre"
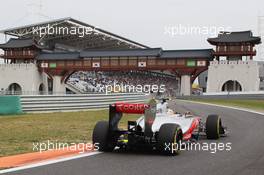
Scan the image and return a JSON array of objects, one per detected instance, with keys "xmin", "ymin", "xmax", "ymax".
[
  {"xmin": 157, "ymin": 124, "xmax": 182, "ymax": 155},
  {"xmin": 206, "ymin": 115, "xmax": 222, "ymax": 139},
  {"xmin": 92, "ymin": 121, "xmax": 116, "ymax": 152}
]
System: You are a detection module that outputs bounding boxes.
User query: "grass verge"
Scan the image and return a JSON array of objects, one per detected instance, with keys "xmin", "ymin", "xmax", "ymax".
[
  {"xmin": 0, "ymin": 110, "xmax": 139, "ymax": 157},
  {"xmin": 188, "ymin": 99, "xmax": 264, "ymax": 112}
]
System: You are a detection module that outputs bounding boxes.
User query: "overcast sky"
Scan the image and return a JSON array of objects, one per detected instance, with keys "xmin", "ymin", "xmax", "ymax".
[{"xmin": 0, "ymin": 0, "xmax": 264, "ymax": 50}]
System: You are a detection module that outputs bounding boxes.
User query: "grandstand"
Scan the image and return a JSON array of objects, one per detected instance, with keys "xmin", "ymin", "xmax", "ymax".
[{"xmin": 67, "ymin": 71, "xmax": 180, "ymax": 96}]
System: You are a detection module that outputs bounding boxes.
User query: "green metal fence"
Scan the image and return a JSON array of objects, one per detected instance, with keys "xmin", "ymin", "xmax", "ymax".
[{"xmin": 0, "ymin": 96, "xmax": 22, "ymax": 115}]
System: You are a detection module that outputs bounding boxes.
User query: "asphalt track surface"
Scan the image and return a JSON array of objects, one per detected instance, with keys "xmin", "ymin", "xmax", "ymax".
[{"xmin": 4, "ymin": 100, "xmax": 264, "ymax": 175}]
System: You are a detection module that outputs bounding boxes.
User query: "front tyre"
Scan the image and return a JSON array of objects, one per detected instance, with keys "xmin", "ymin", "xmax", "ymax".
[
  {"xmin": 206, "ymin": 115, "xmax": 223, "ymax": 139},
  {"xmin": 92, "ymin": 121, "xmax": 116, "ymax": 152},
  {"xmin": 157, "ymin": 124, "xmax": 183, "ymax": 155}
]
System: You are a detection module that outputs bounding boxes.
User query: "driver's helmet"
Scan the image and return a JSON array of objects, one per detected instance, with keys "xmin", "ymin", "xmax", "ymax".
[{"xmin": 157, "ymin": 100, "xmax": 168, "ymax": 114}]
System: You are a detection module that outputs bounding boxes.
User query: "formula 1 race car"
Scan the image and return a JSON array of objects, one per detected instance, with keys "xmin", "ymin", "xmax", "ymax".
[{"xmin": 92, "ymin": 99, "xmax": 226, "ymax": 155}]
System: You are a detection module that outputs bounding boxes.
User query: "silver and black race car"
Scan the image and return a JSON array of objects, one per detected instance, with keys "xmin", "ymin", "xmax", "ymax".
[{"xmin": 92, "ymin": 99, "xmax": 227, "ymax": 155}]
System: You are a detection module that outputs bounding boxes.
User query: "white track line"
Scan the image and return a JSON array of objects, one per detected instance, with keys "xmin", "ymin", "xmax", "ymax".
[
  {"xmin": 0, "ymin": 152, "xmax": 102, "ymax": 174},
  {"xmin": 178, "ymin": 100, "xmax": 264, "ymax": 116}
]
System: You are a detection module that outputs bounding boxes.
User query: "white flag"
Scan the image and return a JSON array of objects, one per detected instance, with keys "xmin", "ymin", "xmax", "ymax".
[
  {"xmin": 197, "ymin": 61, "xmax": 206, "ymax": 66},
  {"xmin": 138, "ymin": 62, "xmax": 146, "ymax": 67},
  {"xmin": 41, "ymin": 63, "xmax": 48, "ymax": 68},
  {"xmin": 92, "ymin": 62, "xmax": 100, "ymax": 68}
]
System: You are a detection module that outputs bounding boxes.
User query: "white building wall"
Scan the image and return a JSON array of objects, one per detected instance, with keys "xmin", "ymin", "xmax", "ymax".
[
  {"xmin": 258, "ymin": 16, "xmax": 264, "ymax": 61},
  {"xmin": 53, "ymin": 75, "xmax": 66, "ymax": 94},
  {"xmin": 180, "ymin": 75, "xmax": 191, "ymax": 96},
  {"xmin": 0, "ymin": 64, "xmax": 48, "ymax": 94},
  {"xmin": 207, "ymin": 60, "xmax": 260, "ymax": 93},
  {"xmin": 259, "ymin": 62, "xmax": 264, "ymax": 90}
]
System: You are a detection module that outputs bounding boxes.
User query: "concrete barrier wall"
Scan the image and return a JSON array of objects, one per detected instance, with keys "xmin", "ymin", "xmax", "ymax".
[{"xmin": 20, "ymin": 93, "xmax": 148, "ymax": 113}]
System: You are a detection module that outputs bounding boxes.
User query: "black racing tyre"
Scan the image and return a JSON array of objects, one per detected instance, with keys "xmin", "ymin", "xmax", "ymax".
[
  {"xmin": 206, "ymin": 115, "xmax": 222, "ymax": 139},
  {"xmin": 157, "ymin": 124, "xmax": 182, "ymax": 155},
  {"xmin": 92, "ymin": 121, "xmax": 116, "ymax": 152}
]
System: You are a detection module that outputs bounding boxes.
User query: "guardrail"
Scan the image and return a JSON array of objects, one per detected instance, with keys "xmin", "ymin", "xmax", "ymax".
[
  {"xmin": 177, "ymin": 93, "xmax": 264, "ymax": 100},
  {"xmin": 20, "ymin": 93, "xmax": 148, "ymax": 113}
]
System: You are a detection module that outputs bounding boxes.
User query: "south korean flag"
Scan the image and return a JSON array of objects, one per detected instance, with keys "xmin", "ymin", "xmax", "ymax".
[
  {"xmin": 92, "ymin": 62, "xmax": 100, "ymax": 68},
  {"xmin": 138, "ymin": 62, "xmax": 146, "ymax": 67},
  {"xmin": 197, "ymin": 61, "xmax": 206, "ymax": 66},
  {"xmin": 41, "ymin": 63, "xmax": 48, "ymax": 68}
]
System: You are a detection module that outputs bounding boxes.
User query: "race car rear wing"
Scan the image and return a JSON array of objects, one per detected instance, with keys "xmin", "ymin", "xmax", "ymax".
[{"xmin": 109, "ymin": 99, "xmax": 157, "ymax": 137}]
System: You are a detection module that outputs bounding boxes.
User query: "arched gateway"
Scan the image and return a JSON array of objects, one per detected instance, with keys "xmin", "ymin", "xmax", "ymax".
[
  {"xmin": 206, "ymin": 31, "xmax": 261, "ymax": 93},
  {"xmin": 8, "ymin": 83, "xmax": 22, "ymax": 95},
  {"xmin": 222, "ymin": 80, "xmax": 242, "ymax": 92}
]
